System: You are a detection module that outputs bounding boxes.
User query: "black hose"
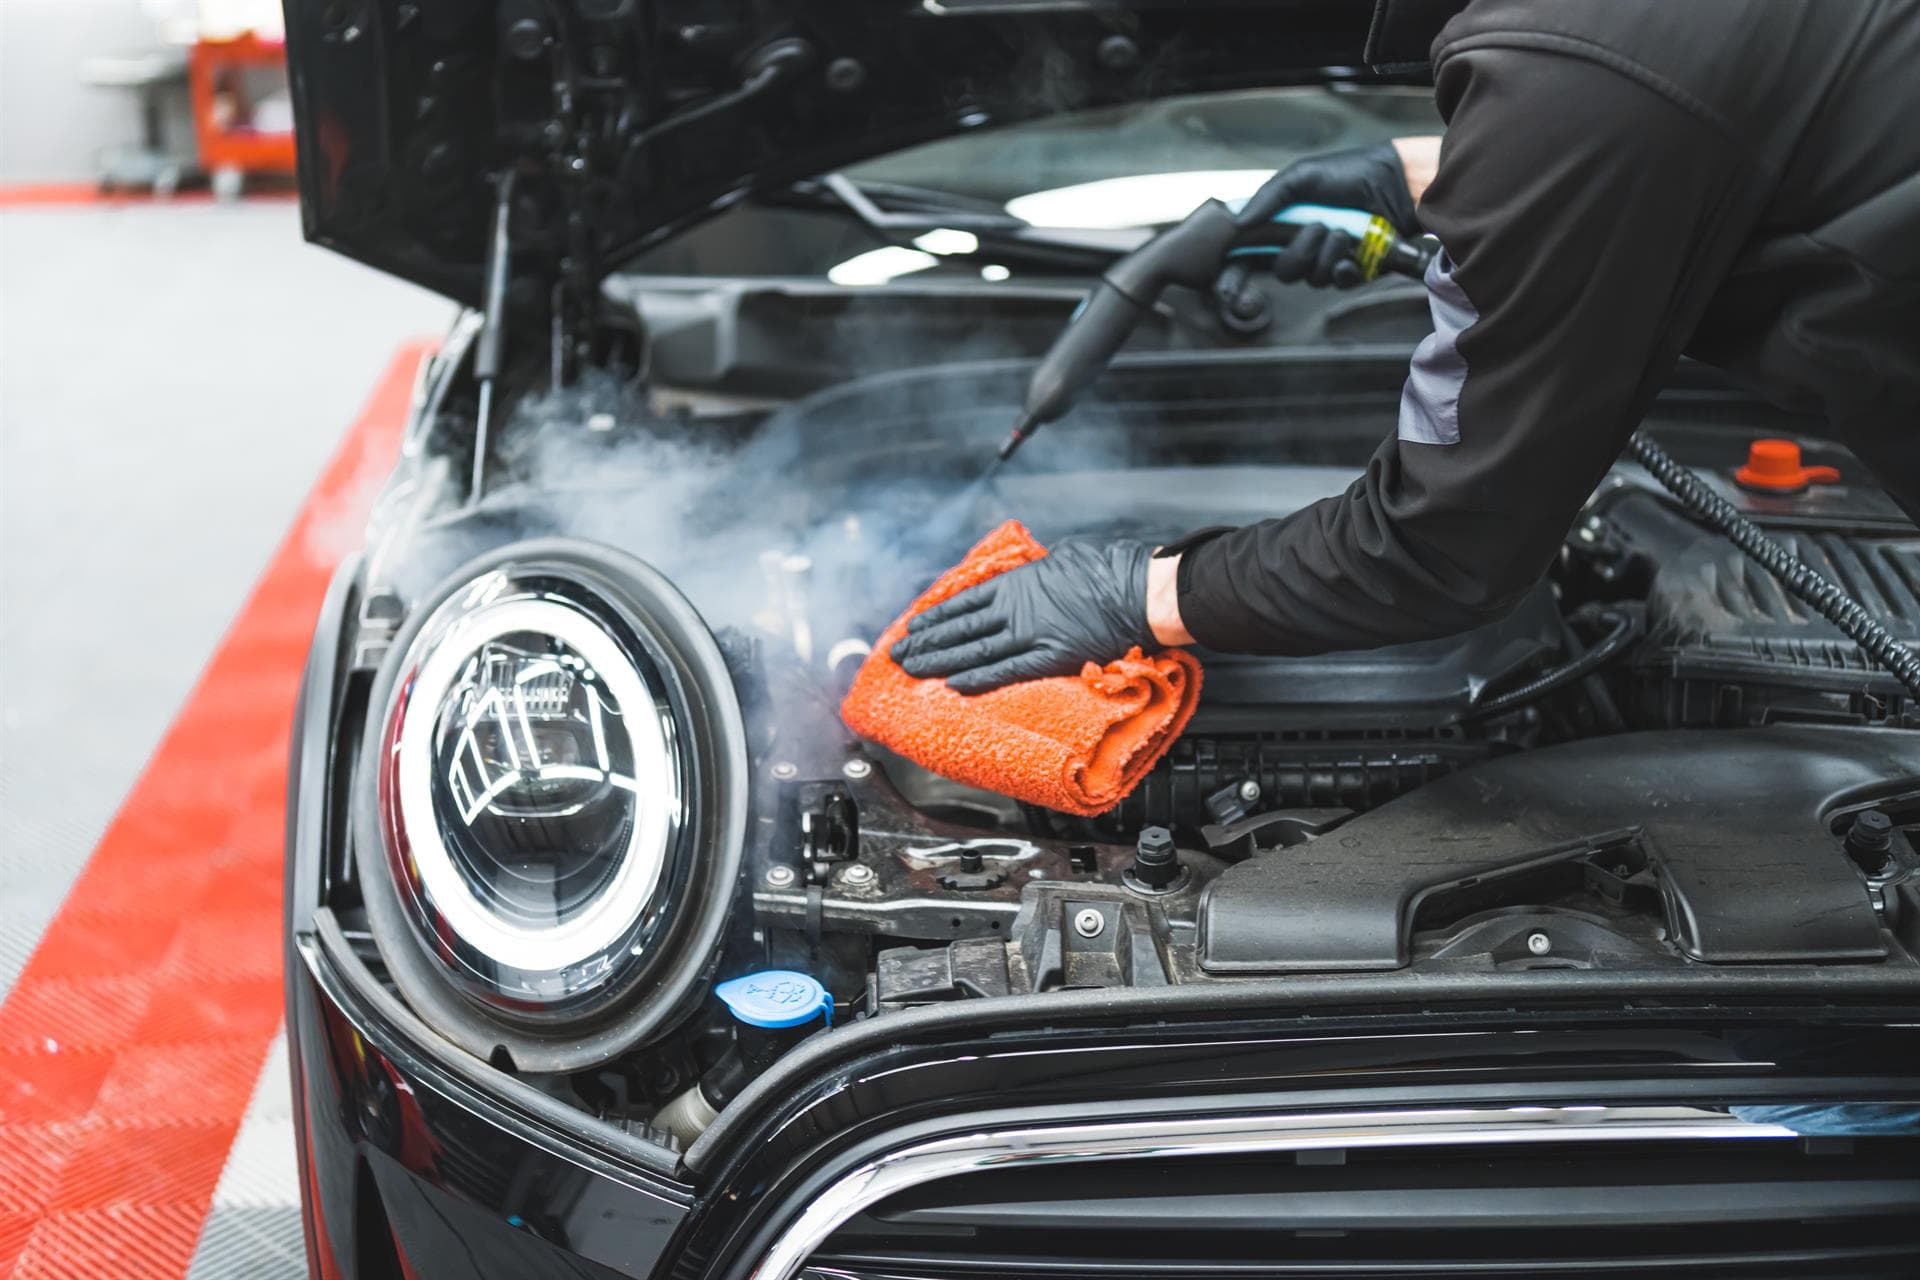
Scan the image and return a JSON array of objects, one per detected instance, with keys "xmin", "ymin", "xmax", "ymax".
[
  {"xmin": 1457, "ymin": 608, "xmax": 1637, "ymax": 722},
  {"xmin": 1628, "ymin": 431, "xmax": 1920, "ymax": 706}
]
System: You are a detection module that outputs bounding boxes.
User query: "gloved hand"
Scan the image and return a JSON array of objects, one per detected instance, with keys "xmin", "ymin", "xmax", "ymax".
[
  {"xmin": 891, "ymin": 539, "xmax": 1156, "ymax": 695},
  {"xmin": 1231, "ymin": 142, "xmax": 1421, "ymax": 291}
]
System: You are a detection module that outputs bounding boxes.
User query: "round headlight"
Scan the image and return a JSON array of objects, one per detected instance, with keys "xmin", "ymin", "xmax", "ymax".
[
  {"xmin": 384, "ymin": 583, "xmax": 683, "ymax": 1008},
  {"xmin": 356, "ymin": 540, "xmax": 745, "ymax": 1069}
]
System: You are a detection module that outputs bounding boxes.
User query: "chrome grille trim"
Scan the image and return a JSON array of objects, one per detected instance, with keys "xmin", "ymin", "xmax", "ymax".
[{"xmin": 753, "ymin": 1104, "xmax": 1796, "ymax": 1280}]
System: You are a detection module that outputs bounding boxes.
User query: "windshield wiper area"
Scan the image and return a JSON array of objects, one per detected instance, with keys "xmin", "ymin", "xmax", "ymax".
[
  {"xmin": 815, "ymin": 173, "xmax": 1029, "ymax": 233},
  {"xmin": 765, "ymin": 173, "xmax": 1148, "ymax": 272}
]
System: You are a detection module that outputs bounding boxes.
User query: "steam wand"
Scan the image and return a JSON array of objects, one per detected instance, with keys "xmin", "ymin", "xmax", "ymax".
[
  {"xmin": 470, "ymin": 169, "xmax": 516, "ymax": 506},
  {"xmin": 995, "ymin": 410, "xmax": 1039, "ymax": 465},
  {"xmin": 997, "ymin": 196, "xmax": 1436, "ymax": 465}
]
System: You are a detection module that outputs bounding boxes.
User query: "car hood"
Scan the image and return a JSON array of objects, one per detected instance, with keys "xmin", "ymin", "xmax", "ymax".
[{"xmin": 283, "ymin": 0, "xmax": 1451, "ymax": 306}]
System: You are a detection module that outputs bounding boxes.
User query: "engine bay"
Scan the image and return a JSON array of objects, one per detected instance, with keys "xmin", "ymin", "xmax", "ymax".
[
  {"xmin": 722, "ymin": 364, "xmax": 1920, "ymax": 998},
  {"xmin": 335, "ymin": 343, "xmax": 1920, "ymax": 1147}
]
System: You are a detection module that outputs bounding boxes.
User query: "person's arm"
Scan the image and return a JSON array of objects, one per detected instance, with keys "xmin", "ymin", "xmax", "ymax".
[
  {"xmin": 1147, "ymin": 554, "xmax": 1194, "ymax": 645},
  {"xmin": 1174, "ymin": 46, "xmax": 1760, "ymax": 656},
  {"xmin": 1393, "ymin": 135, "xmax": 1442, "ymax": 203}
]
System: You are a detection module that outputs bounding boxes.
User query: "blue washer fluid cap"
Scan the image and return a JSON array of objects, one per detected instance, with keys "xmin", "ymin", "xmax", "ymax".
[{"xmin": 715, "ymin": 970, "xmax": 832, "ymax": 1029}]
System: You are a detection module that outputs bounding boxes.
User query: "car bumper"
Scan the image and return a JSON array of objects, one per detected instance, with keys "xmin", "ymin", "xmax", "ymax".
[{"xmin": 287, "ymin": 924, "xmax": 694, "ymax": 1280}]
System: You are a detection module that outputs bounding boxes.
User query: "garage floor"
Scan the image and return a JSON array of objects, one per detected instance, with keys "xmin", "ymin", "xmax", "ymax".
[{"xmin": 0, "ymin": 197, "xmax": 455, "ymax": 1277}]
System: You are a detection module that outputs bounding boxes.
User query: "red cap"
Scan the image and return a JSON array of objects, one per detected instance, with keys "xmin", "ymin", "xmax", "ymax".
[{"xmin": 1734, "ymin": 439, "xmax": 1839, "ymax": 493}]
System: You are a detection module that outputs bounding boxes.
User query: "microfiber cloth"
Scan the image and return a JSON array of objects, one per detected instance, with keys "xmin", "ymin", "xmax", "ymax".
[{"xmin": 841, "ymin": 520, "xmax": 1202, "ymax": 817}]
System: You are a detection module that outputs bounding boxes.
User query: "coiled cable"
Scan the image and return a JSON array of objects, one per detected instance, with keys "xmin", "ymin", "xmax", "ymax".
[
  {"xmin": 1628, "ymin": 431, "xmax": 1920, "ymax": 705},
  {"xmin": 1457, "ymin": 608, "xmax": 1638, "ymax": 722}
]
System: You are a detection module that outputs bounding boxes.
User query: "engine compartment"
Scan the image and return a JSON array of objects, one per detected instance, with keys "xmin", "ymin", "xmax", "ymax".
[
  {"xmin": 335, "ymin": 344, "xmax": 1920, "ymax": 1146},
  {"xmin": 692, "ymin": 357, "xmax": 1919, "ymax": 984}
]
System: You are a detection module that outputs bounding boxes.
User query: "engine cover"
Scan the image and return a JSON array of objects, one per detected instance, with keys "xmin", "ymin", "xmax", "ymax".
[
  {"xmin": 1199, "ymin": 727, "xmax": 1903, "ymax": 973},
  {"xmin": 1191, "ymin": 579, "xmax": 1565, "ymax": 730},
  {"xmin": 1626, "ymin": 510, "xmax": 1920, "ymax": 727}
]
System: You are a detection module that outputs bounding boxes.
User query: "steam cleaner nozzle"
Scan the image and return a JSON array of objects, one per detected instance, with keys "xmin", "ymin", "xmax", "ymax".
[
  {"xmin": 998, "ymin": 413, "xmax": 1038, "ymax": 462},
  {"xmin": 993, "ymin": 200, "xmax": 1241, "ymax": 468},
  {"xmin": 1000, "ymin": 193, "xmax": 1438, "ymax": 468}
]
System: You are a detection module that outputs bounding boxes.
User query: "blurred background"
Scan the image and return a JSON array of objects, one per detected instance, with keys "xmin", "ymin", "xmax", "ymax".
[{"xmin": 1, "ymin": 3, "xmax": 453, "ymax": 1274}]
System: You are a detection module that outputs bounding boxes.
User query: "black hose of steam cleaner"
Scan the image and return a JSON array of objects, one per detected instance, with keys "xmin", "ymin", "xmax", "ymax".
[
  {"xmin": 996, "ymin": 190, "xmax": 1437, "ymax": 464},
  {"xmin": 998, "ymin": 177, "xmax": 1920, "ymax": 709}
]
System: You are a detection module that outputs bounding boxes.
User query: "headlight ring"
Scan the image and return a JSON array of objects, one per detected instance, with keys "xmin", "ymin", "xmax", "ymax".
[{"xmin": 354, "ymin": 539, "xmax": 746, "ymax": 1071}]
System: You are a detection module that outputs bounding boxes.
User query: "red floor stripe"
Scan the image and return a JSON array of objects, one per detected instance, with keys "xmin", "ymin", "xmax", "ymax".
[
  {"xmin": 0, "ymin": 183, "xmax": 299, "ymax": 209},
  {"xmin": 0, "ymin": 342, "xmax": 434, "ymax": 1279}
]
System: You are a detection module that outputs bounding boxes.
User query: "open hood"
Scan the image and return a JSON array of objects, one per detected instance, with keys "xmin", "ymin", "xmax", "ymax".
[{"xmin": 283, "ymin": 1, "xmax": 1406, "ymax": 308}]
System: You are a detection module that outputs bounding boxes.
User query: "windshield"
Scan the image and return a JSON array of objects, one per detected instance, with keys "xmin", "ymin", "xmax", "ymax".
[{"xmin": 626, "ymin": 85, "xmax": 1440, "ymax": 281}]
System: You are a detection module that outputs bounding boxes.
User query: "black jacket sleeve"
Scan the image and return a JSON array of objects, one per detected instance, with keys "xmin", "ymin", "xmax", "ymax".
[{"xmin": 1176, "ymin": 42, "xmax": 1758, "ymax": 655}]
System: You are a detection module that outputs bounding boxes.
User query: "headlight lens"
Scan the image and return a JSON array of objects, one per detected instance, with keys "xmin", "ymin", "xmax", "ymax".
[{"xmin": 379, "ymin": 570, "xmax": 688, "ymax": 1015}]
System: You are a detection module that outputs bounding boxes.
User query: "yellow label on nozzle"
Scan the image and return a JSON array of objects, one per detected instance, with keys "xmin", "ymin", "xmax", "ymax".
[{"xmin": 1355, "ymin": 215, "xmax": 1395, "ymax": 283}]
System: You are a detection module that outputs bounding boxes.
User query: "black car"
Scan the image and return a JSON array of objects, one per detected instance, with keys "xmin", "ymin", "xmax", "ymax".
[{"xmin": 281, "ymin": 3, "xmax": 1920, "ymax": 1277}]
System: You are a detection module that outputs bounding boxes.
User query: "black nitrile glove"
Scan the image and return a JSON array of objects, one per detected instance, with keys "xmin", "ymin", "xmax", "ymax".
[
  {"xmin": 1228, "ymin": 142, "xmax": 1420, "ymax": 292},
  {"xmin": 891, "ymin": 539, "xmax": 1156, "ymax": 695},
  {"xmin": 1274, "ymin": 220, "xmax": 1365, "ymax": 289}
]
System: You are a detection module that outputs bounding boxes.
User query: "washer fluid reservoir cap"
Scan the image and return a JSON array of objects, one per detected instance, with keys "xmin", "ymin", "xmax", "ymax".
[
  {"xmin": 1735, "ymin": 439, "xmax": 1840, "ymax": 493},
  {"xmin": 715, "ymin": 970, "xmax": 832, "ymax": 1029}
]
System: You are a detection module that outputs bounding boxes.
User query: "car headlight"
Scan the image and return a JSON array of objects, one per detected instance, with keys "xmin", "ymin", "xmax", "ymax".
[
  {"xmin": 383, "ymin": 578, "xmax": 682, "ymax": 1008},
  {"xmin": 355, "ymin": 540, "xmax": 746, "ymax": 1071}
]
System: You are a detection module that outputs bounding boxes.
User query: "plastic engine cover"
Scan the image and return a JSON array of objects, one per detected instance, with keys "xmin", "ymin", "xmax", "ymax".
[
  {"xmin": 1636, "ymin": 531, "xmax": 1920, "ymax": 724},
  {"xmin": 1199, "ymin": 728, "xmax": 1908, "ymax": 972}
]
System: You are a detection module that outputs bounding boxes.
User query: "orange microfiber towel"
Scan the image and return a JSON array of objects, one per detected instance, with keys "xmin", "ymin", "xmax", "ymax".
[{"xmin": 841, "ymin": 520, "xmax": 1202, "ymax": 817}]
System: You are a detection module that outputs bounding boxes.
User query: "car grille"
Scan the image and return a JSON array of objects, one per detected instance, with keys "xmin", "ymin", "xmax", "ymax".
[{"xmin": 802, "ymin": 1133, "xmax": 1920, "ymax": 1279}]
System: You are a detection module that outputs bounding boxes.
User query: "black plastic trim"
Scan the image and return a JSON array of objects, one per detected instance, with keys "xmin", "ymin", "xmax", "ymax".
[
  {"xmin": 307, "ymin": 906, "xmax": 688, "ymax": 1183},
  {"xmin": 1199, "ymin": 729, "xmax": 1901, "ymax": 972},
  {"xmin": 286, "ymin": 551, "xmax": 364, "ymax": 1280},
  {"xmin": 287, "ymin": 554, "xmax": 364, "ymax": 937},
  {"xmin": 684, "ymin": 963, "xmax": 1920, "ymax": 1177}
]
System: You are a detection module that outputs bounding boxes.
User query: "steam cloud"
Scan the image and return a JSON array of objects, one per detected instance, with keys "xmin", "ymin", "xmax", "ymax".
[{"xmin": 375, "ymin": 358, "xmax": 1137, "ymax": 689}]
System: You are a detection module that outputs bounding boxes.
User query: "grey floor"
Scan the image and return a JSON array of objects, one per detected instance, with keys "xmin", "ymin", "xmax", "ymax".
[
  {"xmin": 1, "ymin": 199, "xmax": 454, "ymax": 1278},
  {"xmin": 0, "ymin": 200, "xmax": 455, "ymax": 997}
]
